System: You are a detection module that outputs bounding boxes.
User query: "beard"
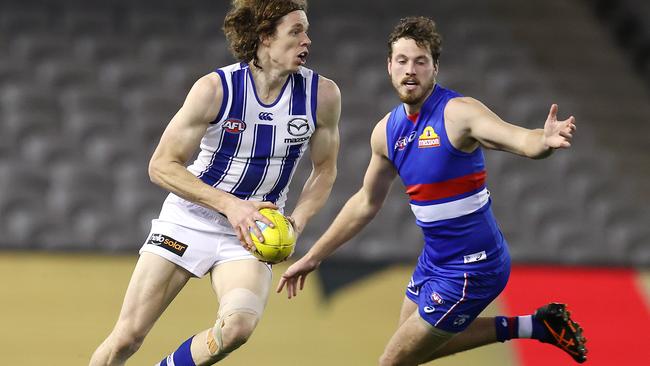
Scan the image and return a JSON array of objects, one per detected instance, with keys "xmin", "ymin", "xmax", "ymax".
[{"xmin": 395, "ymin": 77, "xmax": 435, "ymax": 105}]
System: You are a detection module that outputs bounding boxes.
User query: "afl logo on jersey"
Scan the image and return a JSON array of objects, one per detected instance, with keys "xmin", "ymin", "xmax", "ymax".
[
  {"xmin": 395, "ymin": 131, "xmax": 417, "ymax": 151},
  {"xmin": 223, "ymin": 119, "xmax": 247, "ymax": 134},
  {"xmin": 431, "ymin": 292, "xmax": 444, "ymax": 305}
]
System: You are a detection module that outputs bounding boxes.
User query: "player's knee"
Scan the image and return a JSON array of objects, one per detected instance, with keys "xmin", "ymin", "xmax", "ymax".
[
  {"xmin": 378, "ymin": 353, "xmax": 398, "ymax": 366},
  {"xmin": 378, "ymin": 348, "xmax": 412, "ymax": 366},
  {"xmin": 111, "ymin": 330, "xmax": 146, "ymax": 357},
  {"xmin": 206, "ymin": 288, "xmax": 265, "ymax": 359},
  {"xmin": 220, "ymin": 312, "xmax": 258, "ymax": 352}
]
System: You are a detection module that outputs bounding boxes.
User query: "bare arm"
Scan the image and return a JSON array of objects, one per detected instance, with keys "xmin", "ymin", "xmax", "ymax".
[
  {"xmin": 148, "ymin": 73, "xmax": 232, "ymax": 210},
  {"xmin": 445, "ymin": 97, "xmax": 576, "ymax": 159},
  {"xmin": 301, "ymin": 116, "xmax": 396, "ymax": 261},
  {"xmin": 148, "ymin": 73, "xmax": 276, "ymax": 249},
  {"xmin": 288, "ymin": 77, "xmax": 341, "ymax": 235},
  {"xmin": 277, "ymin": 115, "xmax": 398, "ymax": 297}
]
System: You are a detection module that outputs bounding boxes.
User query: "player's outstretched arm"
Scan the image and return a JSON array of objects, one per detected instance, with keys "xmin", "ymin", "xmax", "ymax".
[
  {"xmin": 148, "ymin": 73, "xmax": 275, "ymax": 250},
  {"xmin": 277, "ymin": 115, "xmax": 398, "ymax": 298},
  {"xmin": 445, "ymin": 97, "xmax": 576, "ymax": 159},
  {"xmin": 287, "ymin": 77, "xmax": 341, "ymax": 236}
]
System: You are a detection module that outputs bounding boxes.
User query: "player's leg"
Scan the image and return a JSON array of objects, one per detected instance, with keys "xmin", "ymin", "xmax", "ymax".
[
  {"xmin": 204, "ymin": 258, "xmax": 271, "ymax": 363},
  {"xmin": 424, "ymin": 317, "xmax": 496, "ymax": 359},
  {"xmin": 423, "ymin": 305, "xmax": 588, "ymax": 362},
  {"xmin": 90, "ymin": 252, "xmax": 192, "ymax": 366},
  {"xmin": 380, "ymin": 309, "xmax": 454, "ymax": 366},
  {"xmin": 389, "ymin": 296, "xmax": 503, "ymax": 363},
  {"xmin": 381, "ymin": 268, "xmax": 511, "ymax": 366},
  {"xmin": 392, "ymin": 295, "xmax": 504, "ymax": 360},
  {"xmin": 379, "ymin": 272, "xmax": 462, "ymax": 366},
  {"xmin": 422, "ymin": 306, "xmax": 588, "ymax": 363},
  {"xmin": 157, "ymin": 258, "xmax": 271, "ymax": 365},
  {"xmin": 396, "ymin": 296, "xmax": 418, "ymax": 326},
  {"xmin": 380, "ymin": 295, "xmax": 451, "ymax": 365}
]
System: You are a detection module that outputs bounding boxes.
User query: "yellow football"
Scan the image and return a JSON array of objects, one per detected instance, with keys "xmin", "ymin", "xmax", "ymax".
[{"xmin": 250, "ymin": 208, "xmax": 296, "ymax": 264}]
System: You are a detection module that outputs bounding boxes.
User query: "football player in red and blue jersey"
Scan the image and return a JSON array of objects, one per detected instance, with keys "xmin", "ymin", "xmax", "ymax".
[{"xmin": 278, "ymin": 16, "xmax": 587, "ymax": 365}]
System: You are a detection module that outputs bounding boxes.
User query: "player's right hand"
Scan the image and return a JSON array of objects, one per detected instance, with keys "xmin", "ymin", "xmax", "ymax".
[
  {"xmin": 276, "ymin": 255, "xmax": 320, "ymax": 299},
  {"xmin": 223, "ymin": 198, "xmax": 277, "ymax": 251}
]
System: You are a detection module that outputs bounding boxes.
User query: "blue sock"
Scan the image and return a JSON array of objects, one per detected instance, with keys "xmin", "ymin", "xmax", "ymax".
[
  {"xmin": 531, "ymin": 315, "xmax": 550, "ymax": 340},
  {"xmin": 495, "ymin": 316, "xmax": 518, "ymax": 342},
  {"xmin": 158, "ymin": 336, "xmax": 196, "ymax": 366},
  {"xmin": 495, "ymin": 315, "xmax": 550, "ymax": 342}
]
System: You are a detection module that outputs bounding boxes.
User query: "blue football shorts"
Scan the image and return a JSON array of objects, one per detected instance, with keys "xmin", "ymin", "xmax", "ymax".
[{"xmin": 405, "ymin": 262, "xmax": 510, "ymax": 333}]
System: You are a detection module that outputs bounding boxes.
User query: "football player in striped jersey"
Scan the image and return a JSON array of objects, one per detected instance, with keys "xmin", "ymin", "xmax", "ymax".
[{"xmin": 90, "ymin": 1, "xmax": 340, "ymax": 365}]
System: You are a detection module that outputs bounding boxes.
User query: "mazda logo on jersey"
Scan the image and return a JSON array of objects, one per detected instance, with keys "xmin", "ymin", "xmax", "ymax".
[
  {"xmin": 258, "ymin": 112, "xmax": 273, "ymax": 121},
  {"xmin": 287, "ymin": 118, "xmax": 310, "ymax": 136},
  {"xmin": 222, "ymin": 119, "xmax": 246, "ymax": 134}
]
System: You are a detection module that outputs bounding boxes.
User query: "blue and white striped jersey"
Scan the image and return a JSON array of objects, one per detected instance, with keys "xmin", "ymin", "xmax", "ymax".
[{"xmin": 187, "ymin": 62, "xmax": 319, "ymax": 209}]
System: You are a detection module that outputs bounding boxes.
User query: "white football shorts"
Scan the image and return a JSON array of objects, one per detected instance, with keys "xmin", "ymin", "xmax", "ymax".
[{"xmin": 139, "ymin": 193, "xmax": 264, "ymax": 277}]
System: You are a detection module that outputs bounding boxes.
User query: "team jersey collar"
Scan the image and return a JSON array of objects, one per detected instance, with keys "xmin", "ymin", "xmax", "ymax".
[{"xmin": 401, "ymin": 84, "xmax": 444, "ymax": 125}]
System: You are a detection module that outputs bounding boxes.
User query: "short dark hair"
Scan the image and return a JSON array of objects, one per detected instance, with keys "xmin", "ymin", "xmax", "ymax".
[
  {"xmin": 223, "ymin": 0, "xmax": 308, "ymax": 65},
  {"xmin": 387, "ymin": 16, "xmax": 442, "ymax": 63}
]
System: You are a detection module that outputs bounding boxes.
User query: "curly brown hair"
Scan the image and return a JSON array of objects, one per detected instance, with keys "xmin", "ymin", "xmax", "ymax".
[
  {"xmin": 223, "ymin": 0, "xmax": 308, "ymax": 66},
  {"xmin": 387, "ymin": 16, "xmax": 442, "ymax": 63}
]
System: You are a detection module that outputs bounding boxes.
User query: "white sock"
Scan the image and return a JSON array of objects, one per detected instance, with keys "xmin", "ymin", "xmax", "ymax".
[{"xmin": 518, "ymin": 315, "xmax": 533, "ymax": 338}]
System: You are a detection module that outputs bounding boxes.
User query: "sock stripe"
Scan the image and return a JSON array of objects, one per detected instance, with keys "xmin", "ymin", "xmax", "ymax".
[
  {"xmin": 518, "ymin": 314, "xmax": 533, "ymax": 338},
  {"xmin": 158, "ymin": 336, "xmax": 196, "ymax": 366},
  {"xmin": 508, "ymin": 317, "xmax": 518, "ymax": 339}
]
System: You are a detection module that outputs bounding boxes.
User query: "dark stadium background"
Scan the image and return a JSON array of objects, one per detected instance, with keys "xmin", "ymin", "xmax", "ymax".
[{"xmin": 1, "ymin": 0, "xmax": 648, "ymax": 365}]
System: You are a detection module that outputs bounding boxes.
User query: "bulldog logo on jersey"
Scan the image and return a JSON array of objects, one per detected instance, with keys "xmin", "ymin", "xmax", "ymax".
[
  {"xmin": 223, "ymin": 119, "xmax": 247, "ymax": 134},
  {"xmin": 418, "ymin": 126, "xmax": 440, "ymax": 148}
]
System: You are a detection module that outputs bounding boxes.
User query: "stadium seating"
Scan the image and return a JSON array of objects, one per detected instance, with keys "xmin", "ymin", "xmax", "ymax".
[{"xmin": 0, "ymin": 0, "xmax": 648, "ymax": 266}]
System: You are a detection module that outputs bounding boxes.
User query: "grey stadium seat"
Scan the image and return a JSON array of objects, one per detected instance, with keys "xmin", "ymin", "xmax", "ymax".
[
  {"xmin": 126, "ymin": 11, "xmax": 181, "ymax": 40},
  {"xmin": 36, "ymin": 59, "xmax": 97, "ymax": 90},
  {"xmin": 74, "ymin": 36, "xmax": 135, "ymax": 64},
  {"xmin": 2, "ymin": 111, "xmax": 61, "ymax": 143},
  {"xmin": 82, "ymin": 132, "xmax": 140, "ymax": 169},
  {"xmin": 0, "ymin": 59, "xmax": 31, "ymax": 87},
  {"xmin": 47, "ymin": 162, "xmax": 114, "ymax": 219},
  {"xmin": 97, "ymin": 60, "xmax": 160, "ymax": 93},
  {"xmin": 0, "ymin": 164, "xmax": 50, "ymax": 248},
  {"xmin": 19, "ymin": 130, "xmax": 77, "ymax": 168},
  {"xmin": 0, "ymin": 8, "xmax": 51, "ymax": 36},
  {"xmin": 62, "ymin": 9, "xmax": 115, "ymax": 36},
  {"xmin": 9, "ymin": 34, "xmax": 71, "ymax": 65},
  {"xmin": 1, "ymin": 85, "xmax": 61, "ymax": 117},
  {"xmin": 139, "ymin": 38, "xmax": 202, "ymax": 66}
]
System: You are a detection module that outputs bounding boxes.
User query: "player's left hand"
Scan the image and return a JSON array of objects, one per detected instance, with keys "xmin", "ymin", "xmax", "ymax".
[
  {"xmin": 276, "ymin": 255, "xmax": 320, "ymax": 299},
  {"xmin": 285, "ymin": 215, "xmax": 303, "ymax": 238},
  {"xmin": 543, "ymin": 104, "xmax": 576, "ymax": 149}
]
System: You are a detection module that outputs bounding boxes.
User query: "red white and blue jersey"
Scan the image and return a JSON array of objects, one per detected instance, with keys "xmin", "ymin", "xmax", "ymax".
[
  {"xmin": 387, "ymin": 85, "xmax": 509, "ymax": 272},
  {"xmin": 187, "ymin": 62, "xmax": 319, "ymax": 209}
]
